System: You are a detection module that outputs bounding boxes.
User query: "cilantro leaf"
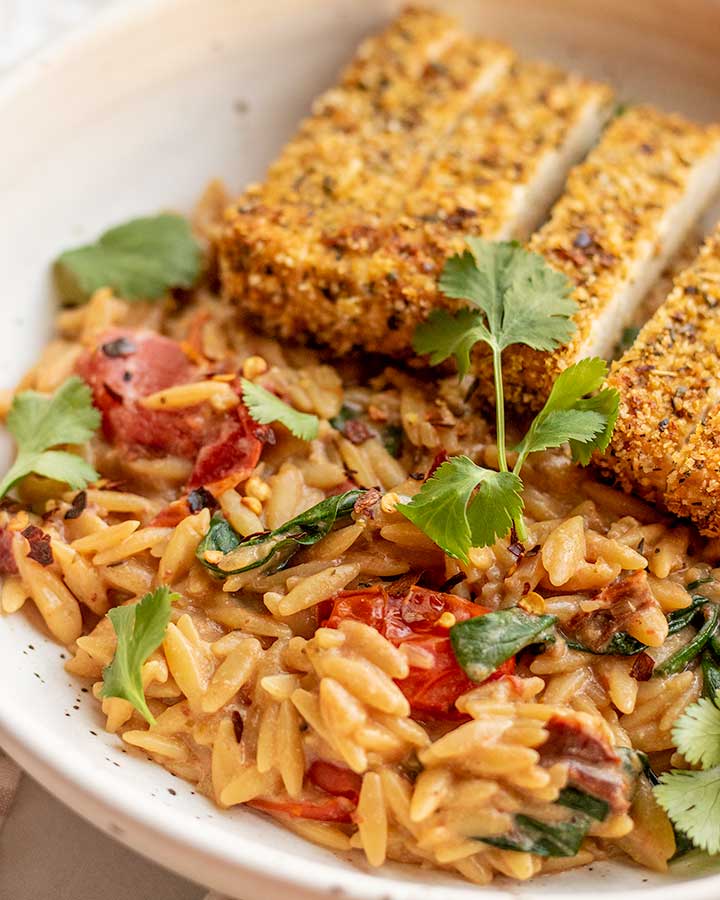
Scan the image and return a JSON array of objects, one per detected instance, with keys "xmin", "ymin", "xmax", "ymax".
[
  {"xmin": 397, "ymin": 456, "xmax": 523, "ymax": 562},
  {"xmin": 0, "ymin": 376, "xmax": 101, "ymax": 498},
  {"xmin": 100, "ymin": 586, "xmax": 179, "ymax": 724},
  {"xmin": 514, "ymin": 358, "xmax": 620, "ymax": 468},
  {"xmin": 412, "ymin": 308, "xmax": 489, "ymax": 377},
  {"xmin": 673, "ymin": 697, "xmax": 720, "ymax": 769},
  {"xmin": 437, "ymin": 238, "xmax": 576, "ymax": 352},
  {"xmin": 54, "ymin": 213, "xmax": 202, "ymax": 305},
  {"xmin": 655, "ymin": 766, "xmax": 720, "ymax": 855},
  {"xmin": 241, "ymin": 378, "xmax": 319, "ymax": 441}
]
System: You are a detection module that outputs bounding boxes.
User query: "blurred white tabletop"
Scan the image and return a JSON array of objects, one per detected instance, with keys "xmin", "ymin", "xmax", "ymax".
[{"xmin": 0, "ymin": 2, "xmax": 206, "ymax": 898}]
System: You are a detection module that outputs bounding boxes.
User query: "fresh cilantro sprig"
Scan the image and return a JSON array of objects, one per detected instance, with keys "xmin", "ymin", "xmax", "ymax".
[
  {"xmin": 401, "ymin": 238, "xmax": 619, "ymax": 557},
  {"xmin": 0, "ymin": 376, "xmax": 101, "ymax": 499},
  {"xmin": 54, "ymin": 213, "xmax": 202, "ymax": 305},
  {"xmin": 398, "ymin": 456, "xmax": 522, "ymax": 562},
  {"xmin": 101, "ymin": 586, "xmax": 180, "ymax": 725},
  {"xmin": 242, "ymin": 378, "xmax": 319, "ymax": 441},
  {"xmin": 514, "ymin": 357, "xmax": 619, "ymax": 469},
  {"xmin": 655, "ymin": 691, "xmax": 720, "ymax": 854}
]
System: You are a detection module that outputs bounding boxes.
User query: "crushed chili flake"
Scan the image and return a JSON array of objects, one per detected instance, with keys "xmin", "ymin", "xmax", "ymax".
[
  {"xmin": 439, "ymin": 571, "xmax": 465, "ymax": 593},
  {"xmin": 0, "ymin": 529, "xmax": 18, "ymax": 575},
  {"xmin": 630, "ymin": 650, "xmax": 655, "ymax": 681},
  {"xmin": 187, "ymin": 487, "xmax": 217, "ymax": 513},
  {"xmin": 64, "ymin": 490, "xmax": 88, "ymax": 520},
  {"xmin": 343, "ymin": 418, "xmax": 374, "ymax": 445},
  {"xmin": 507, "ymin": 540, "xmax": 525, "ymax": 562},
  {"xmin": 425, "ymin": 449, "xmax": 448, "ymax": 482},
  {"xmin": 21, "ymin": 525, "xmax": 53, "ymax": 566},
  {"xmin": 231, "ymin": 710, "xmax": 244, "ymax": 743},
  {"xmin": 101, "ymin": 337, "xmax": 137, "ymax": 358}
]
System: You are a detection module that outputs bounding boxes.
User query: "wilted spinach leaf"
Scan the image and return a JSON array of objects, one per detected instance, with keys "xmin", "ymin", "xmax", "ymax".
[
  {"xmin": 196, "ymin": 489, "xmax": 364, "ymax": 578},
  {"xmin": 481, "ymin": 813, "xmax": 590, "ymax": 857},
  {"xmin": 449, "ymin": 608, "xmax": 556, "ymax": 682}
]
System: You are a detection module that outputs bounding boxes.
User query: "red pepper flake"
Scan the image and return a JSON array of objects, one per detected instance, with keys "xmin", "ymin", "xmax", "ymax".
[
  {"xmin": 343, "ymin": 419, "xmax": 374, "ymax": 445},
  {"xmin": 425, "ymin": 449, "xmax": 448, "ymax": 482},
  {"xmin": 187, "ymin": 487, "xmax": 217, "ymax": 513},
  {"xmin": 0, "ymin": 529, "xmax": 18, "ymax": 575},
  {"xmin": 231, "ymin": 710, "xmax": 244, "ymax": 743},
  {"xmin": 21, "ymin": 525, "xmax": 53, "ymax": 567},
  {"xmin": 101, "ymin": 337, "xmax": 137, "ymax": 358},
  {"xmin": 507, "ymin": 541, "xmax": 525, "ymax": 563},
  {"xmin": 64, "ymin": 490, "xmax": 88, "ymax": 520},
  {"xmin": 630, "ymin": 650, "xmax": 655, "ymax": 681}
]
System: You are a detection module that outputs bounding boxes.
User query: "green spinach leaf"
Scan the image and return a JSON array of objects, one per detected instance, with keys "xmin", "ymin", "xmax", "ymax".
[
  {"xmin": 449, "ymin": 608, "xmax": 556, "ymax": 682},
  {"xmin": 556, "ymin": 787, "xmax": 609, "ymax": 822},
  {"xmin": 196, "ymin": 489, "xmax": 364, "ymax": 579},
  {"xmin": 655, "ymin": 604, "xmax": 720, "ymax": 677},
  {"xmin": 702, "ymin": 651, "xmax": 720, "ymax": 701},
  {"xmin": 480, "ymin": 813, "xmax": 590, "ymax": 857}
]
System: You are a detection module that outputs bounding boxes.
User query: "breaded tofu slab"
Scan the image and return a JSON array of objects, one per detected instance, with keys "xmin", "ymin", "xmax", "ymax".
[
  {"xmin": 488, "ymin": 107, "xmax": 720, "ymax": 409},
  {"xmin": 217, "ymin": 8, "xmax": 612, "ymax": 354},
  {"xmin": 600, "ymin": 225, "xmax": 720, "ymax": 535}
]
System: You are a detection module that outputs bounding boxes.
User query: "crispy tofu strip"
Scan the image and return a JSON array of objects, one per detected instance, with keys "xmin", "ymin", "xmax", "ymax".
[
  {"xmin": 243, "ymin": 6, "xmax": 512, "ymax": 218},
  {"xmin": 599, "ymin": 226, "xmax": 720, "ymax": 507},
  {"xmin": 668, "ymin": 402, "xmax": 720, "ymax": 535},
  {"xmin": 492, "ymin": 107, "xmax": 720, "ymax": 409},
  {"xmin": 261, "ymin": 35, "xmax": 513, "ymax": 215},
  {"xmin": 635, "ymin": 228, "xmax": 720, "ymax": 534},
  {"xmin": 406, "ymin": 60, "xmax": 613, "ymax": 238},
  {"xmin": 219, "ymin": 55, "xmax": 611, "ymax": 353}
]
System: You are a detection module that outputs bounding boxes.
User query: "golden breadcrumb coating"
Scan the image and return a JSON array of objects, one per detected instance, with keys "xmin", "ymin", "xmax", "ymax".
[
  {"xmin": 668, "ymin": 401, "xmax": 720, "ymax": 535},
  {"xmin": 599, "ymin": 226, "xmax": 720, "ymax": 509},
  {"xmin": 618, "ymin": 227, "xmax": 720, "ymax": 534},
  {"xmin": 218, "ymin": 40, "xmax": 611, "ymax": 353},
  {"xmin": 479, "ymin": 107, "xmax": 720, "ymax": 410}
]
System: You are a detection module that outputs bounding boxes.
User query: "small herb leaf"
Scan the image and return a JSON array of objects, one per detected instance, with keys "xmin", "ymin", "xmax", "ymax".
[
  {"xmin": 397, "ymin": 457, "xmax": 523, "ymax": 561},
  {"xmin": 672, "ymin": 696, "xmax": 720, "ymax": 769},
  {"xmin": 450, "ymin": 608, "xmax": 557, "ymax": 682},
  {"xmin": 242, "ymin": 379, "xmax": 319, "ymax": 441},
  {"xmin": 100, "ymin": 586, "xmax": 179, "ymax": 724},
  {"xmin": 54, "ymin": 213, "xmax": 202, "ymax": 305},
  {"xmin": 655, "ymin": 767, "xmax": 720, "ymax": 855},
  {"xmin": 514, "ymin": 358, "xmax": 619, "ymax": 467},
  {"xmin": 0, "ymin": 376, "xmax": 101, "ymax": 498},
  {"xmin": 438, "ymin": 238, "xmax": 576, "ymax": 352},
  {"xmin": 412, "ymin": 308, "xmax": 489, "ymax": 377}
]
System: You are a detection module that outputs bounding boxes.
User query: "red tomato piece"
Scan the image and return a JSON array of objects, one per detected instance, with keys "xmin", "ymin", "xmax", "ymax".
[
  {"xmin": 76, "ymin": 329, "xmax": 207, "ymax": 459},
  {"xmin": 307, "ymin": 760, "xmax": 362, "ymax": 804},
  {"xmin": 188, "ymin": 407, "xmax": 264, "ymax": 493},
  {"xmin": 250, "ymin": 796, "xmax": 354, "ymax": 823},
  {"xmin": 324, "ymin": 585, "xmax": 514, "ymax": 718},
  {"xmin": 77, "ymin": 329, "xmax": 267, "ymax": 495}
]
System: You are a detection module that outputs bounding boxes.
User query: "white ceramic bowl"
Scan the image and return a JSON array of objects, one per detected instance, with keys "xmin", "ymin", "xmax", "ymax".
[{"xmin": 1, "ymin": 1, "xmax": 720, "ymax": 897}]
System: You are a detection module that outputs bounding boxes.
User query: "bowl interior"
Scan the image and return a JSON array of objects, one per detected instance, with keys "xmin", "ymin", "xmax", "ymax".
[{"xmin": 1, "ymin": 1, "xmax": 720, "ymax": 898}]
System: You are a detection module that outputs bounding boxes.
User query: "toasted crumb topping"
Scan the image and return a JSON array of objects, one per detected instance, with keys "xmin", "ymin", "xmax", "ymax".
[{"xmin": 600, "ymin": 225, "xmax": 720, "ymax": 509}]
